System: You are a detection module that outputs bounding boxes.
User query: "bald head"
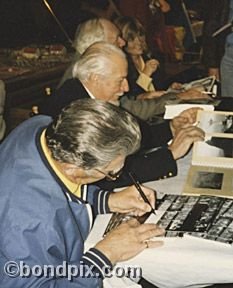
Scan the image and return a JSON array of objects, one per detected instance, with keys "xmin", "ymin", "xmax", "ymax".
[{"xmin": 73, "ymin": 18, "xmax": 125, "ymax": 54}]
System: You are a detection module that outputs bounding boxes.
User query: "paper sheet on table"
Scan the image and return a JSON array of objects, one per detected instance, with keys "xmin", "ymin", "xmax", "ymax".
[
  {"xmin": 85, "ymin": 148, "xmax": 233, "ymax": 288},
  {"xmin": 103, "ymin": 277, "xmax": 141, "ymax": 288},
  {"xmin": 123, "ymin": 233, "xmax": 233, "ymax": 288},
  {"xmin": 164, "ymin": 104, "xmax": 214, "ymax": 119},
  {"xmin": 86, "ymin": 213, "xmax": 233, "ymax": 288}
]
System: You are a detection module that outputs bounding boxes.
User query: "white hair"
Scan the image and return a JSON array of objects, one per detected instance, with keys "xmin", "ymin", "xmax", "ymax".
[
  {"xmin": 46, "ymin": 99, "xmax": 141, "ymax": 169},
  {"xmin": 73, "ymin": 18, "xmax": 105, "ymax": 54},
  {"xmin": 72, "ymin": 42, "xmax": 126, "ymax": 81}
]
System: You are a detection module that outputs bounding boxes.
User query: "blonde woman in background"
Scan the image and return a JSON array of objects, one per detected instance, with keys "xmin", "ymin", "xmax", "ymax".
[{"xmin": 114, "ymin": 16, "xmax": 207, "ymax": 101}]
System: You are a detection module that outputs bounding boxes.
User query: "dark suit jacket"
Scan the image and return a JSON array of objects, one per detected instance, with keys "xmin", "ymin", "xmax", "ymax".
[
  {"xmin": 126, "ymin": 53, "xmax": 167, "ymax": 99},
  {"xmin": 39, "ymin": 78, "xmax": 177, "ymax": 189},
  {"xmin": 202, "ymin": 0, "xmax": 230, "ymax": 69}
]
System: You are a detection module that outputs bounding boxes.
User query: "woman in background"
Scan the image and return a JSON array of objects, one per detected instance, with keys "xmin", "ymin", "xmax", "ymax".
[
  {"xmin": 114, "ymin": 16, "xmax": 205, "ymax": 102},
  {"xmin": 114, "ymin": 16, "xmax": 168, "ymax": 100}
]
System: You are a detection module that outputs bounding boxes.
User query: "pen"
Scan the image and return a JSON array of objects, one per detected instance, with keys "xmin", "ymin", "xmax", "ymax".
[
  {"xmin": 201, "ymin": 91, "xmax": 216, "ymax": 96},
  {"xmin": 201, "ymin": 91, "xmax": 213, "ymax": 94},
  {"xmin": 128, "ymin": 172, "xmax": 156, "ymax": 215}
]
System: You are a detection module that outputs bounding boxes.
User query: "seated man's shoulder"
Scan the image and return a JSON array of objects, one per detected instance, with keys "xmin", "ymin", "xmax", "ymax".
[
  {"xmin": 39, "ymin": 78, "xmax": 86, "ymax": 117},
  {"xmin": 58, "ymin": 78, "xmax": 83, "ymax": 93}
]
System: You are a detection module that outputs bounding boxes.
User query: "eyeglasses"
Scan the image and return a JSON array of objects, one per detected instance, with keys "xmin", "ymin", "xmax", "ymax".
[{"xmin": 95, "ymin": 167, "xmax": 123, "ymax": 181}]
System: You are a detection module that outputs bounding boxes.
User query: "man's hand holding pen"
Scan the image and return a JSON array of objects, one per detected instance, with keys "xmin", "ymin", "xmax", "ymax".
[
  {"xmin": 97, "ymin": 184, "xmax": 164, "ymax": 265},
  {"xmin": 108, "ymin": 184, "xmax": 156, "ymax": 217}
]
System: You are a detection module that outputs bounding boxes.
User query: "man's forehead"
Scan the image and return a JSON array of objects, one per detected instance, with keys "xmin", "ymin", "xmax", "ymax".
[
  {"xmin": 111, "ymin": 55, "xmax": 127, "ymax": 70},
  {"xmin": 103, "ymin": 63, "xmax": 127, "ymax": 80}
]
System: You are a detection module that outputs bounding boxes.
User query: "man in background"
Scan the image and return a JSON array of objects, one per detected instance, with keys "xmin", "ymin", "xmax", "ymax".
[
  {"xmin": 58, "ymin": 17, "xmax": 125, "ymax": 88},
  {"xmin": 202, "ymin": 0, "xmax": 233, "ymax": 97},
  {"xmin": 55, "ymin": 17, "xmax": 208, "ymax": 121},
  {"xmin": 39, "ymin": 42, "xmax": 204, "ymax": 190}
]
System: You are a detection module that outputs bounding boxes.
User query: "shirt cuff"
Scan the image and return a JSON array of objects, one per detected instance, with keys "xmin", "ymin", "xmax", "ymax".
[
  {"xmin": 136, "ymin": 73, "xmax": 154, "ymax": 91},
  {"xmin": 96, "ymin": 190, "xmax": 111, "ymax": 214},
  {"xmin": 82, "ymin": 247, "xmax": 113, "ymax": 278}
]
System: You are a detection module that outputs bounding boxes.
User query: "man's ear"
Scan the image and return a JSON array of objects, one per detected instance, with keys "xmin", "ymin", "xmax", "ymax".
[
  {"xmin": 63, "ymin": 163, "xmax": 76, "ymax": 176},
  {"xmin": 61, "ymin": 163, "xmax": 84, "ymax": 177},
  {"xmin": 89, "ymin": 73, "xmax": 99, "ymax": 85}
]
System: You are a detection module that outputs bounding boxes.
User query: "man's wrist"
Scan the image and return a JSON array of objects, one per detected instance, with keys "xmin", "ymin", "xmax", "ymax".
[
  {"xmin": 82, "ymin": 247, "xmax": 113, "ymax": 278},
  {"xmin": 108, "ymin": 192, "xmax": 118, "ymax": 213},
  {"xmin": 168, "ymin": 145, "xmax": 178, "ymax": 160},
  {"xmin": 176, "ymin": 91, "xmax": 187, "ymax": 99},
  {"xmin": 169, "ymin": 120, "xmax": 175, "ymax": 137}
]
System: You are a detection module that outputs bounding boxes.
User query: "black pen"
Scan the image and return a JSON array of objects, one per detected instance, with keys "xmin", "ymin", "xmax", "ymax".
[{"xmin": 128, "ymin": 172, "xmax": 156, "ymax": 215}]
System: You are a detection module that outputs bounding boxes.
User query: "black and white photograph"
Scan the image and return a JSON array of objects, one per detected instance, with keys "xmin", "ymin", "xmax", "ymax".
[
  {"xmin": 183, "ymin": 165, "xmax": 233, "ymax": 198},
  {"xmin": 195, "ymin": 136, "xmax": 233, "ymax": 159},
  {"xmin": 197, "ymin": 111, "xmax": 233, "ymax": 134},
  {"xmin": 192, "ymin": 171, "xmax": 223, "ymax": 190},
  {"xmin": 206, "ymin": 137, "xmax": 233, "ymax": 158},
  {"xmin": 1, "ymin": 1, "xmax": 233, "ymax": 287},
  {"xmin": 156, "ymin": 195, "xmax": 233, "ymax": 244}
]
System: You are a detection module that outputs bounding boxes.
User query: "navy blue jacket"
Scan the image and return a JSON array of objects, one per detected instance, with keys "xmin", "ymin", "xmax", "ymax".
[{"xmin": 0, "ymin": 116, "xmax": 112, "ymax": 287}]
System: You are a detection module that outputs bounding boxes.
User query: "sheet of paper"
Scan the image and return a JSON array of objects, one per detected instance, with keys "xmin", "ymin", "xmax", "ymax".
[
  {"xmin": 85, "ymin": 213, "xmax": 233, "ymax": 288},
  {"xmin": 123, "ymin": 235, "xmax": 233, "ymax": 288},
  {"xmin": 164, "ymin": 104, "xmax": 214, "ymax": 119},
  {"xmin": 192, "ymin": 110, "xmax": 233, "ymax": 169}
]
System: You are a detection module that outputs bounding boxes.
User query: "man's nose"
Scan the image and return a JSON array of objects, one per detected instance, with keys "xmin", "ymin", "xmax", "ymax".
[
  {"xmin": 122, "ymin": 78, "xmax": 129, "ymax": 92},
  {"xmin": 134, "ymin": 37, "xmax": 141, "ymax": 45},
  {"xmin": 118, "ymin": 36, "xmax": 126, "ymax": 48}
]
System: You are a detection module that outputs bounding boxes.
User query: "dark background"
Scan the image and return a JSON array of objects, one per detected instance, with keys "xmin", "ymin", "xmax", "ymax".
[
  {"xmin": 0, "ymin": 0, "xmax": 89, "ymax": 47},
  {"xmin": 0, "ymin": 0, "xmax": 203, "ymax": 48}
]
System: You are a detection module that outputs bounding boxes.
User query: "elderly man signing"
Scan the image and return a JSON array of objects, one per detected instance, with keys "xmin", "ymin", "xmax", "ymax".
[{"xmin": 0, "ymin": 99, "xmax": 164, "ymax": 288}]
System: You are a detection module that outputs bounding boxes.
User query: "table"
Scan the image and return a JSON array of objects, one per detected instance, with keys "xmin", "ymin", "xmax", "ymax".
[
  {"xmin": 86, "ymin": 151, "xmax": 233, "ymax": 288},
  {"xmin": 127, "ymin": 153, "xmax": 233, "ymax": 287}
]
